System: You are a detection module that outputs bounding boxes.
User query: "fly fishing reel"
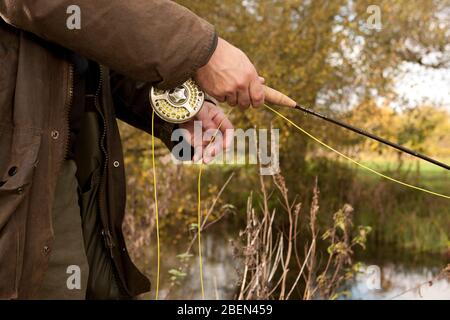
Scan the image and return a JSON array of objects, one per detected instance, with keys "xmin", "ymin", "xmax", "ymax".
[{"xmin": 150, "ymin": 79, "xmax": 205, "ymax": 123}]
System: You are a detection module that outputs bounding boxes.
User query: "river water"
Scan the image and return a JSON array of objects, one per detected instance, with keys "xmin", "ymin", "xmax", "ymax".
[{"xmin": 142, "ymin": 226, "xmax": 449, "ymax": 300}]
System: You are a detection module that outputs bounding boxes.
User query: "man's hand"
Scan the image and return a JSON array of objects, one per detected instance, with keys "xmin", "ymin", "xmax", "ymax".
[
  {"xmin": 195, "ymin": 38, "xmax": 265, "ymax": 110},
  {"xmin": 180, "ymin": 102, "xmax": 234, "ymax": 164}
]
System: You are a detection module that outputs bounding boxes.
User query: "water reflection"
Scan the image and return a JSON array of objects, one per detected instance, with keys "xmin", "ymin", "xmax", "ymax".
[
  {"xmin": 143, "ymin": 226, "xmax": 449, "ymax": 300},
  {"xmin": 348, "ymin": 263, "xmax": 450, "ymax": 300},
  {"xmin": 157, "ymin": 232, "xmax": 239, "ymax": 300}
]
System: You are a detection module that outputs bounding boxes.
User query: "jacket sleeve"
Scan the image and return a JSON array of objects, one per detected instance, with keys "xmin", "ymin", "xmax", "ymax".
[
  {"xmin": 0, "ymin": 0, "xmax": 217, "ymax": 89},
  {"xmin": 110, "ymin": 71, "xmax": 177, "ymax": 150}
]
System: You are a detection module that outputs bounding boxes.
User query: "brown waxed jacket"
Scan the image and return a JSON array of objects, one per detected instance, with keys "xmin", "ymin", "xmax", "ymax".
[{"xmin": 0, "ymin": 0, "xmax": 217, "ymax": 299}]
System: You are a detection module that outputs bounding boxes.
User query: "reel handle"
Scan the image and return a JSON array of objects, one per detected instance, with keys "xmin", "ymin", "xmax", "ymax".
[{"xmin": 263, "ymin": 86, "xmax": 296, "ymax": 108}]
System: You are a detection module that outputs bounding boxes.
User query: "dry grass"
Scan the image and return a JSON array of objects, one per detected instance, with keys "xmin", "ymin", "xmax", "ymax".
[{"xmin": 233, "ymin": 166, "xmax": 371, "ymax": 300}]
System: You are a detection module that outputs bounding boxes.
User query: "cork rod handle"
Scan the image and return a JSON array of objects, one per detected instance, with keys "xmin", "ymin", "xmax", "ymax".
[{"xmin": 263, "ymin": 86, "xmax": 297, "ymax": 108}]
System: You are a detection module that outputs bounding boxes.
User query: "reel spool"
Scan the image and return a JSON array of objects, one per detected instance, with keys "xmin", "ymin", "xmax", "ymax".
[{"xmin": 150, "ymin": 79, "xmax": 204, "ymax": 123}]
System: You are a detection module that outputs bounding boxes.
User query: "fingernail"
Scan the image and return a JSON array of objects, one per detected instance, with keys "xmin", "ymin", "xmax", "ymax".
[{"xmin": 193, "ymin": 152, "xmax": 200, "ymax": 162}]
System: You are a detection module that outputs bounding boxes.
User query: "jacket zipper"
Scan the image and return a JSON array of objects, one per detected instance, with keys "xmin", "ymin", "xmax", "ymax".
[
  {"xmin": 94, "ymin": 65, "xmax": 115, "ymax": 258},
  {"xmin": 63, "ymin": 62, "xmax": 75, "ymax": 161},
  {"xmin": 95, "ymin": 66, "xmax": 133, "ymax": 296}
]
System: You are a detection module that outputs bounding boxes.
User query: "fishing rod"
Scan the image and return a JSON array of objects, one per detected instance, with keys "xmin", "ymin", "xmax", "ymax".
[
  {"xmin": 263, "ymin": 86, "xmax": 450, "ymax": 171},
  {"xmin": 149, "ymin": 80, "xmax": 450, "ymax": 171}
]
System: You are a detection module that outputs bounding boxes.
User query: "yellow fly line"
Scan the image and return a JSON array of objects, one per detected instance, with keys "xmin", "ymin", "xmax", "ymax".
[
  {"xmin": 197, "ymin": 163, "xmax": 205, "ymax": 299},
  {"xmin": 151, "ymin": 110, "xmax": 161, "ymax": 300},
  {"xmin": 264, "ymin": 104, "xmax": 450, "ymax": 200}
]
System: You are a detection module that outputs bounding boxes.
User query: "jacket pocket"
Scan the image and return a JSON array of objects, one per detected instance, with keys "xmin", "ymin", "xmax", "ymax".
[
  {"xmin": 0, "ymin": 127, "xmax": 42, "ymax": 230},
  {"xmin": 0, "ymin": 126, "xmax": 42, "ymax": 298}
]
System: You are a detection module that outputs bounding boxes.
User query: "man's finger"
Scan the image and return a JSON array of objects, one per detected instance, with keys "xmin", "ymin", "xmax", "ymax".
[
  {"xmin": 193, "ymin": 145, "xmax": 203, "ymax": 163},
  {"xmin": 223, "ymin": 125, "xmax": 234, "ymax": 152},
  {"xmin": 249, "ymin": 78, "xmax": 265, "ymax": 108},
  {"xmin": 214, "ymin": 115, "xmax": 233, "ymax": 150},
  {"xmin": 197, "ymin": 104, "xmax": 216, "ymax": 131},
  {"xmin": 179, "ymin": 121, "xmax": 194, "ymax": 146},
  {"xmin": 237, "ymin": 87, "xmax": 251, "ymax": 110},
  {"xmin": 214, "ymin": 94, "xmax": 226, "ymax": 103},
  {"xmin": 226, "ymin": 92, "xmax": 238, "ymax": 106},
  {"xmin": 203, "ymin": 140, "xmax": 220, "ymax": 164},
  {"xmin": 202, "ymin": 125, "xmax": 221, "ymax": 163}
]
